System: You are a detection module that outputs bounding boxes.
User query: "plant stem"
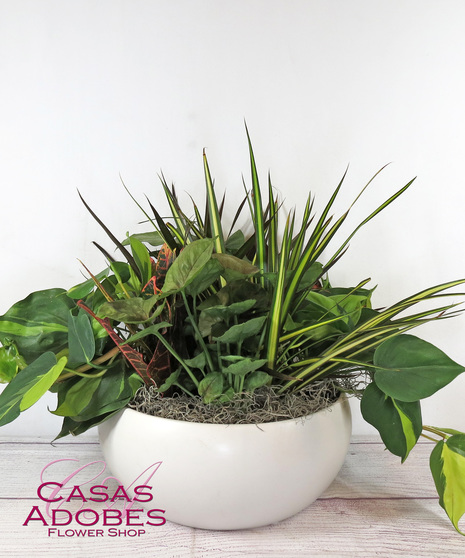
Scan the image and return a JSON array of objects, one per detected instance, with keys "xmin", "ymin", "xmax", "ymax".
[
  {"xmin": 153, "ymin": 331, "xmax": 200, "ymax": 388},
  {"xmin": 422, "ymin": 425, "xmax": 449, "ymax": 440},
  {"xmin": 56, "ymin": 346, "xmax": 120, "ymax": 382},
  {"xmin": 420, "ymin": 433, "xmax": 439, "ymax": 443},
  {"xmin": 173, "ymin": 382, "xmax": 196, "ymax": 398},
  {"xmin": 77, "ymin": 346, "xmax": 120, "ymax": 372},
  {"xmin": 61, "ymin": 367, "xmax": 108, "ymax": 380},
  {"xmin": 181, "ymin": 290, "xmax": 215, "ymax": 372}
]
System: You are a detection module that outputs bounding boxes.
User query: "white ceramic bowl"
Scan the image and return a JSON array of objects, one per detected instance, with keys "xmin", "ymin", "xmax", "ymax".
[{"xmin": 98, "ymin": 396, "xmax": 351, "ymax": 530}]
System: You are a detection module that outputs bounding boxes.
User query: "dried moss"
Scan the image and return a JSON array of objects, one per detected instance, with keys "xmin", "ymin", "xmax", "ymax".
[{"xmin": 129, "ymin": 379, "xmax": 344, "ymax": 424}]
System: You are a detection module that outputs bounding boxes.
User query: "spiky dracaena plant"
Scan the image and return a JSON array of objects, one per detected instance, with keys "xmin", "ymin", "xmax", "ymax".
[{"xmin": 1, "ymin": 129, "xmax": 465, "ymax": 534}]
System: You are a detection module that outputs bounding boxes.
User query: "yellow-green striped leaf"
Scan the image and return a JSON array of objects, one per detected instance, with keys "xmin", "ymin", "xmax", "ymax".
[{"xmin": 430, "ymin": 434, "xmax": 465, "ymax": 534}]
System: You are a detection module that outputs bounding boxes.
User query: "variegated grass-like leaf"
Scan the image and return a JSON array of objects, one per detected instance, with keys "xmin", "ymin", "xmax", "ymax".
[{"xmin": 203, "ymin": 149, "xmax": 225, "ymax": 255}]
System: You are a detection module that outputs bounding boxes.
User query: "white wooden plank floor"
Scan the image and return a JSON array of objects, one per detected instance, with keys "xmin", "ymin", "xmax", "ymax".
[{"xmin": 1, "ymin": 435, "xmax": 464, "ymax": 557}]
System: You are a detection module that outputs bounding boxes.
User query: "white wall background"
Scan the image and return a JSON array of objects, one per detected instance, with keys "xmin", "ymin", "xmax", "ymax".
[{"xmin": 1, "ymin": 0, "xmax": 465, "ymax": 439}]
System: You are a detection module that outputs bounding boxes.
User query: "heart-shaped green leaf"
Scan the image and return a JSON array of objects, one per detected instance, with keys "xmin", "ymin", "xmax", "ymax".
[
  {"xmin": 0, "ymin": 289, "xmax": 75, "ymax": 364},
  {"xmin": 361, "ymin": 381, "xmax": 422, "ymax": 461},
  {"xmin": 163, "ymin": 238, "xmax": 214, "ymax": 293},
  {"xmin": 222, "ymin": 357, "xmax": 267, "ymax": 377},
  {"xmin": 213, "ymin": 316, "xmax": 266, "ymax": 345},
  {"xmin": 198, "ymin": 372, "xmax": 224, "ymax": 403},
  {"xmin": 68, "ymin": 310, "xmax": 96, "ymax": 367},
  {"xmin": 374, "ymin": 334, "xmax": 465, "ymax": 402}
]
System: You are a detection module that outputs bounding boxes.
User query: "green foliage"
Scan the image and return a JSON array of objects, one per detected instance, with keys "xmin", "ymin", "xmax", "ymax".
[
  {"xmin": 0, "ymin": 352, "xmax": 67, "ymax": 426},
  {"xmin": 361, "ymin": 382, "xmax": 422, "ymax": 462},
  {"xmin": 0, "ymin": 288, "xmax": 75, "ymax": 364},
  {"xmin": 1, "ymin": 129, "xmax": 465, "ymax": 535},
  {"xmin": 430, "ymin": 433, "xmax": 465, "ymax": 535},
  {"xmin": 163, "ymin": 238, "xmax": 214, "ymax": 292},
  {"xmin": 373, "ymin": 335, "xmax": 465, "ymax": 401},
  {"xmin": 0, "ymin": 341, "xmax": 26, "ymax": 383}
]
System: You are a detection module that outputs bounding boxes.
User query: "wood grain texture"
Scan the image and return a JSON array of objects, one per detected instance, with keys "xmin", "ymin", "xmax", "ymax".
[{"xmin": 1, "ymin": 436, "xmax": 464, "ymax": 557}]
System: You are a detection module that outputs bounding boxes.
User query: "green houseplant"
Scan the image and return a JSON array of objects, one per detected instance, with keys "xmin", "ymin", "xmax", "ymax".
[{"xmin": 1, "ymin": 129, "xmax": 465, "ymax": 531}]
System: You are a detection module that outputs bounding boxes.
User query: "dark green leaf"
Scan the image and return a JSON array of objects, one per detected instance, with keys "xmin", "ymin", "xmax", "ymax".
[
  {"xmin": 0, "ymin": 289, "xmax": 75, "ymax": 364},
  {"xmin": 120, "ymin": 321, "xmax": 172, "ymax": 345},
  {"xmin": 184, "ymin": 258, "xmax": 223, "ymax": 297},
  {"xmin": 222, "ymin": 357, "xmax": 267, "ymax": 377},
  {"xmin": 244, "ymin": 370, "xmax": 272, "ymax": 391},
  {"xmin": 163, "ymin": 238, "xmax": 214, "ymax": 293},
  {"xmin": 0, "ymin": 352, "xmax": 67, "ymax": 426},
  {"xmin": 361, "ymin": 382, "xmax": 422, "ymax": 461},
  {"xmin": 213, "ymin": 316, "xmax": 266, "ymax": 344},
  {"xmin": 203, "ymin": 279, "xmax": 270, "ymax": 311},
  {"xmin": 67, "ymin": 310, "xmax": 96, "ymax": 367},
  {"xmin": 157, "ymin": 368, "xmax": 181, "ymax": 393},
  {"xmin": 74, "ymin": 361, "xmax": 136, "ymax": 421},
  {"xmin": 218, "ymin": 387, "xmax": 236, "ymax": 402},
  {"xmin": 99, "ymin": 296, "xmax": 162, "ymax": 324},
  {"xmin": 296, "ymin": 263, "xmax": 324, "ymax": 291},
  {"xmin": 183, "ymin": 353, "xmax": 207, "ymax": 369},
  {"xmin": 198, "ymin": 300, "xmax": 257, "ymax": 337},
  {"xmin": 225, "ymin": 230, "xmax": 245, "ymax": 253},
  {"xmin": 54, "ymin": 409, "xmax": 121, "ymax": 439},
  {"xmin": 374, "ymin": 335, "xmax": 465, "ymax": 402},
  {"xmin": 198, "ymin": 372, "xmax": 224, "ymax": 403},
  {"xmin": 52, "ymin": 375, "xmax": 102, "ymax": 417},
  {"xmin": 130, "ymin": 236, "xmax": 153, "ymax": 287}
]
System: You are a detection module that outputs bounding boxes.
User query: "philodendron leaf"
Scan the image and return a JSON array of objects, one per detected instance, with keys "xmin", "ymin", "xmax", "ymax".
[
  {"xmin": 163, "ymin": 238, "xmax": 214, "ymax": 293},
  {"xmin": 58, "ymin": 361, "xmax": 138, "ymax": 422},
  {"xmin": 0, "ymin": 342, "xmax": 26, "ymax": 383},
  {"xmin": 130, "ymin": 236, "xmax": 153, "ymax": 288},
  {"xmin": 0, "ymin": 288, "xmax": 75, "ymax": 364},
  {"xmin": 120, "ymin": 321, "xmax": 172, "ymax": 345},
  {"xmin": 202, "ymin": 300, "xmax": 257, "ymax": 321},
  {"xmin": 157, "ymin": 368, "xmax": 181, "ymax": 393},
  {"xmin": 297, "ymin": 262, "xmax": 324, "ymax": 291},
  {"xmin": 225, "ymin": 230, "xmax": 245, "ymax": 252},
  {"xmin": 244, "ymin": 370, "xmax": 272, "ymax": 391},
  {"xmin": 0, "ymin": 352, "xmax": 67, "ymax": 426},
  {"xmin": 52, "ymin": 375, "xmax": 102, "ymax": 417},
  {"xmin": 213, "ymin": 316, "xmax": 266, "ymax": 345},
  {"xmin": 55, "ymin": 410, "xmax": 120, "ymax": 440},
  {"xmin": 99, "ymin": 295, "xmax": 163, "ymax": 324},
  {"xmin": 212, "ymin": 253, "xmax": 258, "ymax": 276},
  {"xmin": 184, "ymin": 258, "xmax": 223, "ymax": 297},
  {"xmin": 430, "ymin": 434, "xmax": 465, "ymax": 535},
  {"xmin": 198, "ymin": 299, "xmax": 257, "ymax": 337},
  {"xmin": 361, "ymin": 382, "xmax": 422, "ymax": 462},
  {"xmin": 67, "ymin": 310, "xmax": 96, "ymax": 367},
  {"xmin": 222, "ymin": 357, "xmax": 267, "ymax": 377},
  {"xmin": 198, "ymin": 372, "xmax": 224, "ymax": 403},
  {"xmin": 374, "ymin": 334, "xmax": 465, "ymax": 402},
  {"xmin": 183, "ymin": 352, "xmax": 207, "ymax": 370}
]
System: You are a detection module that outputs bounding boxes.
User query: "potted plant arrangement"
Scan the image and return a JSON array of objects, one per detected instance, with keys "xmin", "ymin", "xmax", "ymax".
[{"xmin": 1, "ymin": 130, "xmax": 465, "ymax": 532}]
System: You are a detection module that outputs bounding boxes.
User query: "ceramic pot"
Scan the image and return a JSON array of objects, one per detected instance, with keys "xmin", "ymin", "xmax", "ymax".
[{"xmin": 98, "ymin": 396, "xmax": 351, "ymax": 530}]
